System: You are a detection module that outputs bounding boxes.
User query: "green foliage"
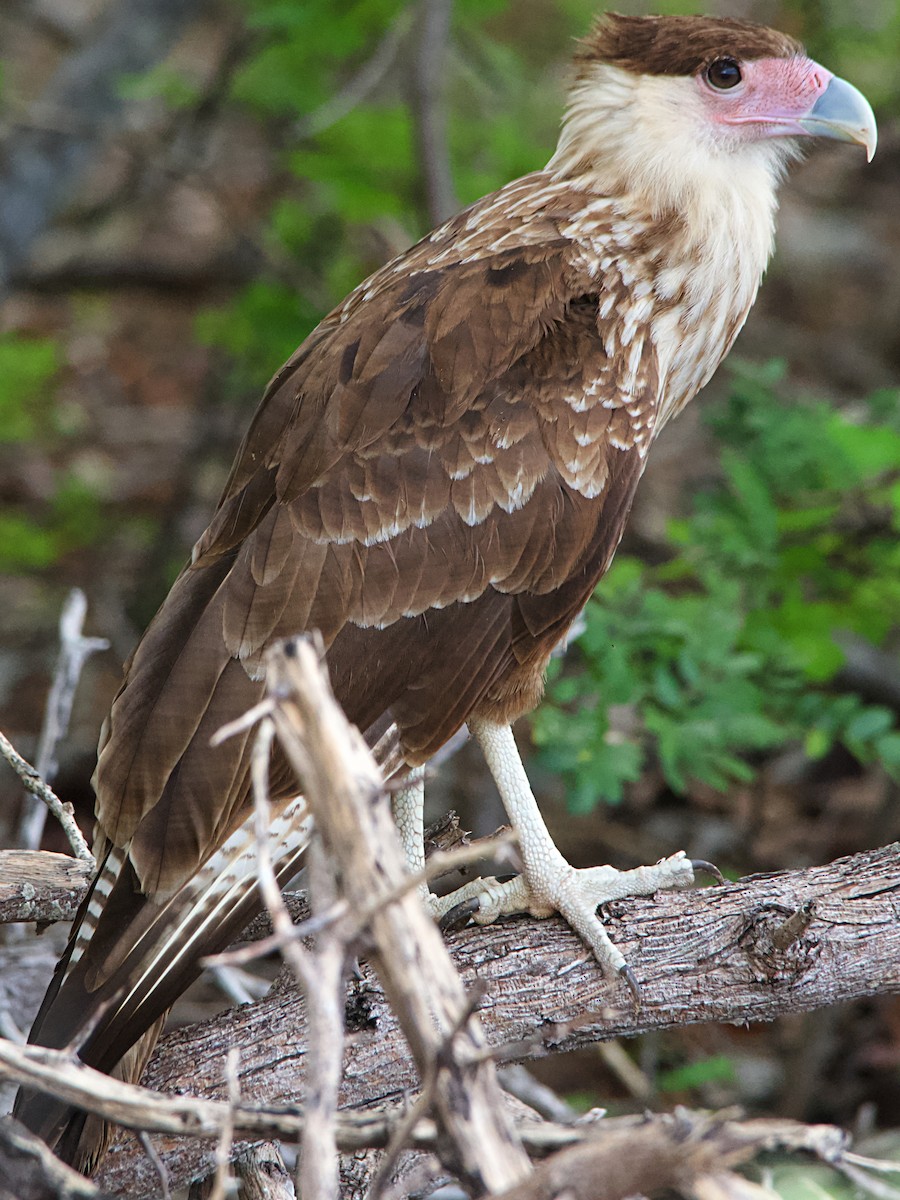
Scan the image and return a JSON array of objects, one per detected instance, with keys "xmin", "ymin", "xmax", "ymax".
[
  {"xmin": 289, "ymin": 105, "xmax": 417, "ymax": 223},
  {"xmin": 231, "ymin": 0, "xmax": 406, "ymax": 118},
  {"xmin": 0, "ymin": 474, "xmax": 106, "ymax": 572},
  {"xmin": 657, "ymin": 1054, "xmax": 737, "ymax": 1094},
  {"xmin": 0, "ymin": 333, "xmax": 60, "ymax": 443},
  {"xmin": 762, "ymin": 1162, "xmax": 860, "ymax": 1200},
  {"xmin": 195, "ymin": 280, "xmax": 322, "ymax": 395},
  {"xmin": 534, "ymin": 363, "xmax": 900, "ymax": 809},
  {"xmin": 118, "ymin": 64, "xmax": 201, "ymax": 109},
  {"xmin": 0, "ymin": 512, "xmax": 60, "ymax": 569},
  {"xmin": 0, "ymin": 331, "xmax": 108, "ymax": 571}
]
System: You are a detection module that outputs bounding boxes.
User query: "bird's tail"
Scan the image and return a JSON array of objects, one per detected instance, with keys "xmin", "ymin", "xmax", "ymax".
[{"xmin": 13, "ymin": 793, "xmax": 313, "ymax": 1174}]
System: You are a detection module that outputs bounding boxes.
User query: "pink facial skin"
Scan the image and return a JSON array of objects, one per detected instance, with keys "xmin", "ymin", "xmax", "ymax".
[{"xmin": 696, "ymin": 55, "xmax": 877, "ymax": 160}]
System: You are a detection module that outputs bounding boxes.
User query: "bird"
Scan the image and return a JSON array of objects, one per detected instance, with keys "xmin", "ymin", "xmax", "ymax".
[{"xmin": 14, "ymin": 11, "xmax": 876, "ymax": 1174}]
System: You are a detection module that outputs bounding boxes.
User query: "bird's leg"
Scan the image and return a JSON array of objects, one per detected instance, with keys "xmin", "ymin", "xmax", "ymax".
[
  {"xmin": 463, "ymin": 716, "xmax": 696, "ymax": 977},
  {"xmin": 391, "ymin": 767, "xmax": 432, "ymax": 908},
  {"xmin": 391, "ymin": 764, "xmax": 516, "ymax": 920}
]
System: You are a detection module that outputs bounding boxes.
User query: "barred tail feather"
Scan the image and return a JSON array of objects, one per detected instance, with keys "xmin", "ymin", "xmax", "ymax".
[{"xmin": 13, "ymin": 796, "xmax": 312, "ymax": 1167}]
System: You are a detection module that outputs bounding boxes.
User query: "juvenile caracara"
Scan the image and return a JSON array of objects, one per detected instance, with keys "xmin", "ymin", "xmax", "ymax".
[{"xmin": 15, "ymin": 12, "xmax": 876, "ymax": 1172}]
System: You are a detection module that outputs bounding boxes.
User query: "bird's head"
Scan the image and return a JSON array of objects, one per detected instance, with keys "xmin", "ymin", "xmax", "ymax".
[{"xmin": 549, "ymin": 13, "xmax": 876, "ymax": 220}]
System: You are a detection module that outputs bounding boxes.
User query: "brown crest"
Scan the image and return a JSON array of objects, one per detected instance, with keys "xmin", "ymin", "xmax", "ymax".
[{"xmin": 577, "ymin": 13, "xmax": 804, "ymax": 77}]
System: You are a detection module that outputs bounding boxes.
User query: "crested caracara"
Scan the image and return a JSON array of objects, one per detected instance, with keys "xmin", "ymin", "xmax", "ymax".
[{"xmin": 15, "ymin": 12, "xmax": 876, "ymax": 1173}]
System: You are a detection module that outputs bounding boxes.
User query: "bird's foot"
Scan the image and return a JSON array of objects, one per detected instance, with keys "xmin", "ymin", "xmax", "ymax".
[{"xmin": 427, "ymin": 851, "xmax": 699, "ymax": 982}]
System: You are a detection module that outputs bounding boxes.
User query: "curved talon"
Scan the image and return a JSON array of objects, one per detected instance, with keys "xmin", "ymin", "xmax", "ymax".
[
  {"xmin": 690, "ymin": 859, "xmax": 725, "ymax": 885},
  {"xmin": 438, "ymin": 896, "xmax": 481, "ymax": 933},
  {"xmin": 619, "ymin": 962, "xmax": 642, "ymax": 1008}
]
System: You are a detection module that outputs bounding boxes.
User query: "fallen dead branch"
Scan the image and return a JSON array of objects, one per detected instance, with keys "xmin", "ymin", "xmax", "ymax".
[
  {"xmin": 0, "ymin": 735, "xmax": 93, "ymax": 864},
  {"xmin": 0, "ymin": 849, "xmax": 94, "ymax": 924},
  {"xmin": 0, "ymin": 1039, "xmax": 856, "ymax": 1173},
  {"xmin": 1, "ymin": 1041, "xmax": 883, "ymax": 1200},
  {"xmin": 15, "ymin": 588, "xmax": 108, "ymax": 855},
  {"xmin": 263, "ymin": 636, "xmax": 530, "ymax": 1195},
  {"xmin": 74, "ymin": 839, "xmax": 900, "ymax": 1195},
  {"xmin": 3, "ymin": 635, "xmax": 900, "ymax": 1197}
]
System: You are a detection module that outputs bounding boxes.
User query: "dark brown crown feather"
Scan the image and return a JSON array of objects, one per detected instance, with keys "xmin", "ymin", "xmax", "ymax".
[{"xmin": 577, "ymin": 13, "xmax": 804, "ymax": 78}]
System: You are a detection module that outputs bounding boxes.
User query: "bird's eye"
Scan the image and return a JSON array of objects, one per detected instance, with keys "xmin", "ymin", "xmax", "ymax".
[{"xmin": 705, "ymin": 57, "xmax": 742, "ymax": 90}]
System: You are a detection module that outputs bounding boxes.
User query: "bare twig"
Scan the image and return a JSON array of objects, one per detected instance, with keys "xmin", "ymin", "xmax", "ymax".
[
  {"xmin": 247, "ymin": 721, "xmax": 329, "ymax": 1198},
  {"xmin": 0, "ymin": 734, "xmax": 93, "ymax": 864},
  {"xmin": 208, "ymin": 1047, "xmax": 240, "ymax": 1200},
  {"xmin": 266, "ymin": 636, "xmax": 531, "ymax": 1195},
  {"xmin": 410, "ymin": 0, "xmax": 457, "ymax": 224},
  {"xmin": 0, "ymin": 1115, "xmax": 102, "ymax": 1199},
  {"xmin": 204, "ymin": 829, "xmax": 517, "ymax": 973},
  {"xmin": 245, "ymin": 710, "xmax": 347, "ymax": 1200},
  {"xmin": 366, "ymin": 1086, "xmax": 435, "ymax": 1200},
  {"xmin": 0, "ymin": 1036, "xmax": 515, "ymax": 1152},
  {"xmin": 210, "ymin": 699, "xmax": 276, "ymax": 747},
  {"xmin": 498, "ymin": 1065, "xmax": 579, "ymax": 1126},
  {"xmin": 0, "ymin": 1039, "xmax": 862, "ymax": 1178},
  {"xmin": 17, "ymin": 588, "xmax": 109, "ymax": 852},
  {"xmin": 296, "ymin": 838, "xmax": 346, "ymax": 1200},
  {"xmin": 293, "ymin": 11, "xmax": 413, "ymax": 140},
  {"xmin": 249, "ymin": 718, "xmax": 311, "ymax": 993},
  {"xmin": 138, "ymin": 1130, "xmax": 172, "ymax": 1200},
  {"xmin": 208, "ymin": 965, "xmax": 269, "ymax": 1006}
]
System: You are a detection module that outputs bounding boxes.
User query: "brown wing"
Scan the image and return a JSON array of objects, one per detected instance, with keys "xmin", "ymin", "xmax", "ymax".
[
  {"xmin": 94, "ymin": 178, "xmax": 660, "ymax": 879},
  {"xmin": 17, "ymin": 178, "xmax": 659, "ymax": 1159}
]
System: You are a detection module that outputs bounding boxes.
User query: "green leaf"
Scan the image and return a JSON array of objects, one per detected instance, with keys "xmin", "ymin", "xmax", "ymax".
[
  {"xmin": 658, "ymin": 1055, "xmax": 737, "ymax": 1093},
  {"xmin": 0, "ymin": 333, "xmax": 60, "ymax": 443},
  {"xmin": 845, "ymin": 706, "xmax": 894, "ymax": 743},
  {"xmin": 826, "ymin": 412, "xmax": 900, "ymax": 480},
  {"xmin": 118, "ymin": 65, "xmax": 201, "ymax": 108},
  {"xmin": 0, "ymin": 514, "xmax": 59, "ymax": 569}
]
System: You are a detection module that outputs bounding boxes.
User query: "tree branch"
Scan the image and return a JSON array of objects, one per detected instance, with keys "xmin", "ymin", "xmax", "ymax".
[
  {"xmin": 4, "ymin": 635, "xmax": 899, "ymax": 1197},
  {"xmin": 410, "ymin": 0, "xmax": 457, "ymax": 225},
  {"xmin": 0, "ymin": 850, "xmax": 93, "ymax": 925},
  {"xmin": 0, "ymin": 1041, "xmax": 863, "ymax": 1200},
  {"xmin": 16, "ymin": 589, "xmax": 108, "ymax": 854},
  {"xmin": 0, "ymin": 740, "xmax": 93, "ymax": 864},
  {"xmin": 265, "ymin": 636, "xmax": 530, "ymax": 1195},
  {"xmin": 63, "ymin": 841, "xmax": 897, "ymax": 1195}
]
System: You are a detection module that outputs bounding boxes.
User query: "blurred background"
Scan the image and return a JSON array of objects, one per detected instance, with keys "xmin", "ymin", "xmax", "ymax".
[{"xmin": 1, "ymin": 0, "xmax": 900, "ymax": 1163}]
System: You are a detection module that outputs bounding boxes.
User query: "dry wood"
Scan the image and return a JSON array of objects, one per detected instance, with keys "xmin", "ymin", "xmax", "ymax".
[
  {"xmin": 0, "ymin": 1040, "xmax": 861, "ymax": 1200},
  {"xmin": 77, "ymin": 841, "xmax": 900, "ymax": 1195},
  {"xmin": 234, "ymin": 1143, "xmax": 295, "ymax": 1200},
  {"xmin": 487, "ymin": 1110, "xmax": 848, "ymax": 1200},
  {"xmin": 2, "ymin": 842, "xmax": 899, "ymax": 1193},
  {"xmin": 16, "ymin": 588, "xmax": 109, "ymax": 854},
  {"xmin": 0, "ymin": 740, "xmax": 93, "ymax": 865},
  {"xmin": 0, "ymin": 1037, "xmax": 563, "ymax": 1153},
  {"xmin": 7, "ymin": 840, "xmax": 900, "ymax": 1195},
  {"xmin": 265, "ymin": 637, "xmax": 531, "ymax": 1195},
  {"xmin": 0, "ymin": 813, "xmax": 477, "ymax": 932},
  {"xmin": 3, "ymin": 639, "xmax": 899, "ymax": 1198},
  {"xmin": 0, "ymin": 851, "xmax": 94, "ymax": 924},
  {"xmin": 0, "ymin": 1114, "xmax": 105, "ymax": 1200}
]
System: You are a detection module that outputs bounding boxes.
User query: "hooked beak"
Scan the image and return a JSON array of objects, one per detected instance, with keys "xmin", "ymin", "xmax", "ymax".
[{"xmin": 796, "ymin": 75, "xmax": 877, "ymax": 161}]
